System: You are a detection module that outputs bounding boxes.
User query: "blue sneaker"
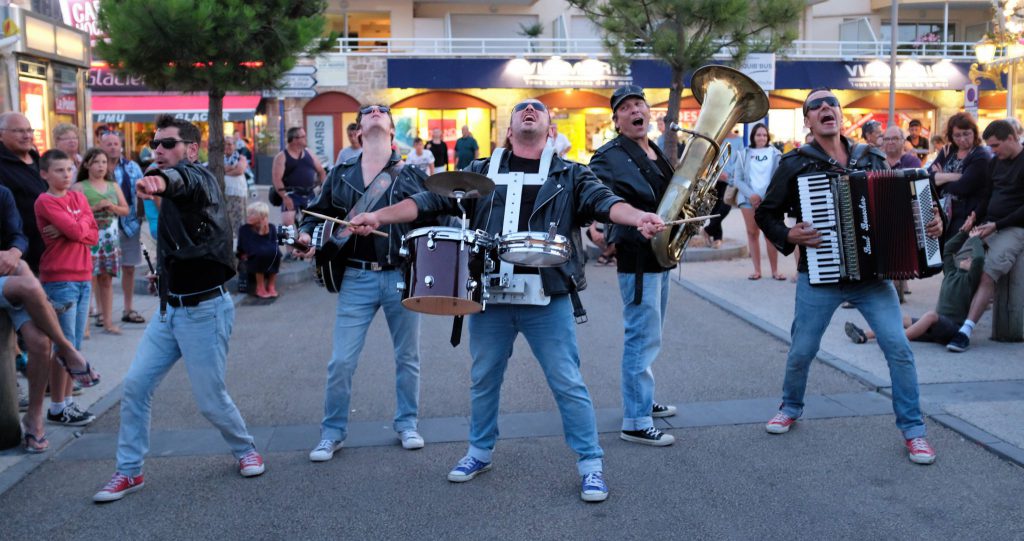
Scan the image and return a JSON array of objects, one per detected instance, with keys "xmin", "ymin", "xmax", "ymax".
[
  {"xmin": 447, "ymin": 456, "xmax": 492, "ymax": 482},
  {"xmin": 580, "ymin": 471, "xmax": 609, "ymax": 502}
]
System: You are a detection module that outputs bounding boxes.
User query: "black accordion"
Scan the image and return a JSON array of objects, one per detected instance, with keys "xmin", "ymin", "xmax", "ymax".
[{"xmin": 797, "ymin": 169, "xmax": 942, "ymax": 285}]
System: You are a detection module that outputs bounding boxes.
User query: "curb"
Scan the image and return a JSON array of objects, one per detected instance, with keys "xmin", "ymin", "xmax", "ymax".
[{"xmin": 675, "ymin": 275, "xmax": 1024, "ymax": 469}]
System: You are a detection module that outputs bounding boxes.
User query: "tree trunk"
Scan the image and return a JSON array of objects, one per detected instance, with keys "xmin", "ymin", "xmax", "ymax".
[
  {"xmin": 0, "ymin": 312, "xmax": 21, "ymax": 450},
  {"xmin": 208, "ymin": 89, "xmax": 226, "ymax": 194},
  {"xmin": 663, "ymin": 69, "xmax": 686, "ymax": 168}
]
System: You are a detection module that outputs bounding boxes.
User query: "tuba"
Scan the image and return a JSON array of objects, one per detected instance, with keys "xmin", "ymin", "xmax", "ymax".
[{"xmin": 650, "ymin": 65, "xmax": 770, "ymax": 268}]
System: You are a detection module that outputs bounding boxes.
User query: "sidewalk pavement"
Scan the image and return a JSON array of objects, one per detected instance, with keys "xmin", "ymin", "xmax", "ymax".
[{"xmin": 677, "ymin": 210, "xmax": 1024, "ymax": 463}]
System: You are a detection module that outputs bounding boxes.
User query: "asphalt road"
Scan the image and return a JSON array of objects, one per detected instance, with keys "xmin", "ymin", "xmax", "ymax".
[{"xmin": 3, "ymin": 266, "xmax": 1024, "ymax": 540}]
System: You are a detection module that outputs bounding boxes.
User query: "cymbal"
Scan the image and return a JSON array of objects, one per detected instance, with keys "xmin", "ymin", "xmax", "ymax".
[{"xmin": 424, "ymin": 171, "xmax": 495, "ymax": 199}]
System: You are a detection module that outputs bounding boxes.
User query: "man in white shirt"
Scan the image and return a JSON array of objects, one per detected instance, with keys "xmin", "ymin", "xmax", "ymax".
[{"xmin": 548, "ymin": 123, "xmax": 572, "ymax": 158}]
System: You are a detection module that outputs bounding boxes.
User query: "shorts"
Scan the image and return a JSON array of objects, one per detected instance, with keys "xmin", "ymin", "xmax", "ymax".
[
  {"xmin": 983, "ymin": 226, "xmax": 1024, "ymax": 282},
  {"xmin": 0, "ymin": 276, "xmax": 30, "ymax": 331},
  {"xmin": 119, "ymin": 228, "xmax": 143, "ymax": 267},
  {"xmin": 912, "ymin": 314, "xmax": 960, "ymax": 344},
  {"xmin": 738, "ymin": 201, "xmax": 753, "ymax": 209}
]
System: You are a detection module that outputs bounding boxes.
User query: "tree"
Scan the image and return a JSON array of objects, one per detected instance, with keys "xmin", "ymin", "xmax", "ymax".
[
  {"xmin": 566, "ymin": 0, "xmax": 803, "ymax": 163},
  {"xmin": 96, "ymin": 0, "xmax": 331, "ymax": 188}
]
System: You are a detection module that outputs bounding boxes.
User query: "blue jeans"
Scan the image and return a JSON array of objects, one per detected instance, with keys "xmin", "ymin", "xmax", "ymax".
[
  {"xmin": 617, "ymin": 271, "xmax": 671, "ymax": 431},
  {"xmin": 116, "ymin": 293, "xmax": 254, "ymax": 476},
  {"xmin": 42, "ymin": 281, "xmax": 91, "ymax": 350},
  {"xmin": 321, "ymin": 268, "xmax": 420, "ymax": 441},
  {"xmin": 782, "ymin": 273, "xmax": 925, "ymax": 439},
  {"xmin": 465, "ymin": 295, "xmax": 603, "ymax": 476}
]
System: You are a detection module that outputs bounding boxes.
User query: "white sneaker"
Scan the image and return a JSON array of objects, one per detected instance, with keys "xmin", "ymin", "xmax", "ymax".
[
  {"xmin": 309, "ymin": 439, "xmax": 344, "ymax": 462},
  {"xmin": 400, "ymin": 430, "xmax": 425, "ymax": 450}
]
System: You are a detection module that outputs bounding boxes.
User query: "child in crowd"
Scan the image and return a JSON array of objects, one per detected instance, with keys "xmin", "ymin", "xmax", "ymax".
[
  {"xmin": 237, "ymin": 202, "xmax": 282, "ymax": 299},
  {"xmin": 35, "ymin": 149, "xmax": 99, "ymax": 427},
  {"xmin": 845, "ymin": 212, "xmax": 986, "ymax": 347},
  {"xmin": 73, "ymin": 148, "xmax": 129, "ymax": 334}
]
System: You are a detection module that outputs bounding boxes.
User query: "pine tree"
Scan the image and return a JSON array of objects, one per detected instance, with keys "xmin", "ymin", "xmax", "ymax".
[
  {"xmin": 566, "ymin": 0, "xmax": 802, "ymax": 163},
  {"xmin": 96, "ymin": 0, "xmax": 330, "ymax": 186}
]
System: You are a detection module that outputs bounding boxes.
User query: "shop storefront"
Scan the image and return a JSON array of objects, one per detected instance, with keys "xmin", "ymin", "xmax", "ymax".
[
  {"xmin": 2, "ymin": 8, "xmax": 90, "ymax": 151},
  {"xmin": 841, "ymin": 92, "xmax": 937, "ymax": 140},
  {"xmin": 533, "ymin": 90, "xmax": 609, "ymax": 162},
  {"xmin": 302, "ymin": 91, "xmax": 360, "ymax": 168},
  {"xmin": 390, "ymin": 91, "xmax": 495, "ymax": 169}
]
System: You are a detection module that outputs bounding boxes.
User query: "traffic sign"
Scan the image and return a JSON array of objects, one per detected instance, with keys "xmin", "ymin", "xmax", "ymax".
[
  {"xmin": 964, "ymin": 83, "xmax": 978, "ymax": 120},
  {"xmin": 262, "ymin": 88, "xmax": 318, "ymax": 99},
  {"xmin": 281, "ymin": 74, "xmax": 316, "ymax": 89},
  {"xmin": 285, "ymin": 65, "xmax": 317, "ymax": 76}
]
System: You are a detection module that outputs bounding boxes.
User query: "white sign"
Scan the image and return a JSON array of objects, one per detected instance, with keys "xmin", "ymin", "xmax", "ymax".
[
  {"xmin": 281, "ymin": 74, "xmax": 317, "ymax": 89},
  {"xmin": 964, "ymin": 83, "xmax": 979, "ymax": 120},
  {"xmin": 263, "ymin": 89, "xmax": 318, "ymax": 99},
  {"xmin": 316, "ymin": 57, "xmax": 348, "ymax": 87},
  {"xmin": 59, "ymin": 0, "xmax": 102, "ymax": 39},
  {"xmin": 739, "ymin": 53, "xmax": 775, "ymax": 91},
  {"xmin": 286, "ymin": 65, "xmax": 317, "ymax": 76},
  {"xmin": 306, "ymin": 115, "xmax": 334, "ymax": 168}
]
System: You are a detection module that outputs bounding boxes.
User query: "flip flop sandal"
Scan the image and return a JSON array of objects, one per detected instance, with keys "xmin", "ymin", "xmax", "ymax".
[
  {"xmin": 121, "ymin": 310, "xmax": 146, "ymax": 323},
  {"xmin": 21, "ymin": 424, "xmax": 48, "ymax": 454},
  {"xmin": 748, "ymin": 273, "xmax": 761, "ymax": 280},
  {"xmin": 772, "ymin": 274, "xmax": 787, "ymax": 281},
  {"xmin": 56, "ymin": 356, "xmax": 101, "ymax": 388}
]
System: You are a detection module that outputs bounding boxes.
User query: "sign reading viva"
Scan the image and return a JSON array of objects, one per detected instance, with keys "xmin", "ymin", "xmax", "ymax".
[
  {"xmin": 845, "ymin": 61, "xmax": 960, "ymax": 90},
  {"xmin": 506, "ymin": 58, "xmax": 631, "ymax": 88}
]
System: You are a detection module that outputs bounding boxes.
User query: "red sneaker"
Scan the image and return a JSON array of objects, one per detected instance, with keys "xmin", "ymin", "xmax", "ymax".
[
  {"xmin": 239, "ymin": 450, "xmax": 266, "ymax": 477},
  {"xmin": 93, "ymin": 473, "xmax": 144, "ymax": 503},
  {"xmin": 765, "ymin": 412, "xmax": 796, "ymax": 434},
  {"xmin": 906, "ymin": 437, "xmax": 936, "ymax": 465}
]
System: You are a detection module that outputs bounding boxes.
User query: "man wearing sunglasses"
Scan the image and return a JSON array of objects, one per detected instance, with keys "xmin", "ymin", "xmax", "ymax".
[
  {"xmin": 589, "ymin": 85, "xmax": 678, "ymax": 448},
  {"xmin": 294, "ymin": 103, "xmax": 433, "ymax": 460},
  {"xmin": 94, "ymin": 114, "xmax": 265, "ymax": 504},
  {"xmin": 349, "ymin": 98, "xmax": 665, "ymax": 502},
  {"xmin": 755, "ymin": 89, "xmax": 941, "ymax": 466}
]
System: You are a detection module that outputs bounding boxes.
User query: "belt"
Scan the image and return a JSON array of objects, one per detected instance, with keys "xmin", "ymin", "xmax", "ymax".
[
  {"xmin": 345, "ymin": 259, "xmax": 395, "ymax": 272},
  {"xmin": 166, "ymin": 286, "xmax": 226, "ymax": 308}
]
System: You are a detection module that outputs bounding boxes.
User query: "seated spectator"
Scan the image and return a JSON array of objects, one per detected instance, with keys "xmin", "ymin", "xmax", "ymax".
[
  {"xmin": 237, "ymin": 202, "xmax": 281, "ymax": 299},
  {"xmin": 846, "ymin": 214, "xmax": 985, "ymax": 348},
  {"xmin": 1, "ymin": 183, "xmax": 100, "ymax": 453}
]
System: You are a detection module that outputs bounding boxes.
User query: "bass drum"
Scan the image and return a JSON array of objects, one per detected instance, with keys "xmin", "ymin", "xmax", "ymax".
[
  {"xmin": 400, "ymin": 227, "xmax": 492, "ymax": 316},
  {"xmin": 497, "ymin": 231, "xmax": 571, "ymax": 267}
]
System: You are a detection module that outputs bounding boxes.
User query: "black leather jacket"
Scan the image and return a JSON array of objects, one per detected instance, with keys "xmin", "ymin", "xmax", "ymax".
[
  {"xmin": 589, "ymin": 135, "xmax": 675, "ymax": 273},
  {"xmin": 755, "ymin": 137, "xmax": 885, "ymax": 273},
  {"xmin": 154, "ymin": 161, "xmax": 236, "ymax": 288},
  {"xmin": 298, "ymin": 150, "xmax": 430, "ymax": 266},
  {"xmin": 411, "ymin": 150, "xmax": 623, "ymax": 296}
]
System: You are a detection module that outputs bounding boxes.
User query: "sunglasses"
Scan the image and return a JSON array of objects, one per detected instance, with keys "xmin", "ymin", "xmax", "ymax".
[
  {"xmin": 512, "ymin": 101, "xmax": 547, "ymax": 113},
  {"xmin": 148, "ymin": 138, "xmax": 192, "ymax": 150},
  {"xmin": 803, "ymin": 96, "xmax": 840, "ymax": 114},
  {"xmin": 359, "ymin": 105, "xmax": 390, "ymax": 115}
]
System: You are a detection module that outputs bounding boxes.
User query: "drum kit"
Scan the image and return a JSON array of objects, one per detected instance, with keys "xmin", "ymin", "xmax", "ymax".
[{"xmin": 398, "ymin": 171, "xmax": 569, "ymax": 316}]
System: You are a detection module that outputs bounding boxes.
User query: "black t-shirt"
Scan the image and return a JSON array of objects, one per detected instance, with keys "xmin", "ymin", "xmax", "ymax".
[
  {"xmin": 168, "ymin": 259, "xmax": 230, "ymax": 294},
  {"xmin": 506, "ymin": 153, "xmax": 542, "ymax": 275},
  {"xmin": 348, "ymin": 235, "xmax": 378, "ymax": 264},
  {"xmin": 987, "ymin": 149, "xmax": 1024, "ymax": 228},
  {"xmin": 425, "ymin": 140, "xmax": 448, "ymax": 167}
]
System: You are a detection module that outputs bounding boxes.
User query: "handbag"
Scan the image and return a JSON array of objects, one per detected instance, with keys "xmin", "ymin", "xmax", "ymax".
[{"xmin": 723, "ymin": 185, "xmax": 739, "ymax": 207}]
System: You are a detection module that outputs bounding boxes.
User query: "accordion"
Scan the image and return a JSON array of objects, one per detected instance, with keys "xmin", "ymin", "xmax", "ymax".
[{"xmin": 797, "ymin": 169, "xmax": 942, "ymax": 285}]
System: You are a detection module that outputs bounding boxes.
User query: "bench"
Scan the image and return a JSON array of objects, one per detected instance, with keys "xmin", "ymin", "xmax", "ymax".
[
  {"xmin": 992, "ymin": 250, "xmax": 1024, "ymax": 342},
  {"xmin": 0, "ymin": 312, "xmax": 21, "ymax": 449}
]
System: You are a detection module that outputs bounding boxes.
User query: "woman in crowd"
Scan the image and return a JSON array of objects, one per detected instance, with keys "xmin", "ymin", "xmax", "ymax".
[
  {"xmin": 221, "ymin": 133, "xmax": 250, "ymax": 243},
  {"xmin": 53, "ymin": 123, "xmax": 83, "ymax": 167},
  {"xmin": 237, "ymin": 202, "xmax": 282, "ymax": 299},
  {"xmin": 731, "ymin": 123, "xmax": 783, "ymax": 280},
  {"xmin": 928, "ymin": 113, "xmax": 992, "ymax": 241},
  {"xmin": 73, "ymin": 148, "xmax": 129, "ymax": 335}
]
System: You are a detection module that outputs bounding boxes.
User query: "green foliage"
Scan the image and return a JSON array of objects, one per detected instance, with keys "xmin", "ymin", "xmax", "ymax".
[
  {"xmin": 95, "ymin": 0, "xmax": 330, "ymax": 93},
  {"xmin": 517, "ymin": 22, "xmax": 545, "ymax": 38}
]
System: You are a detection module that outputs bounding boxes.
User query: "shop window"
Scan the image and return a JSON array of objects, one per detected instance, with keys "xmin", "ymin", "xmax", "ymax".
[
  {"xmin": 881, "ymin": 23, "xmax": 956, "ymax": 55},
  {"xmin": 326, "ymin": 11, "xmax": 390, "ymax": 51},
  {"xmin": 391, "ymin": 108, "xmax": 492, "ymax": 167}
]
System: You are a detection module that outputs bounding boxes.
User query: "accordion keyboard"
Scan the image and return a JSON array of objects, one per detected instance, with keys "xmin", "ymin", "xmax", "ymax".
[
  {"xmin": 911, "ymin": 179, "xmax": 942, "ymax": 268},
  {"xmin": 798, "ymin": 173, "xmax": 843, "ymax": 284}
]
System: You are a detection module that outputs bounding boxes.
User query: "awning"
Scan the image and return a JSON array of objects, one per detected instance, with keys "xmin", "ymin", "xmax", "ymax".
[{"xmin": 92, "ymin": 94, "xmax": 261, "ymax": 123}]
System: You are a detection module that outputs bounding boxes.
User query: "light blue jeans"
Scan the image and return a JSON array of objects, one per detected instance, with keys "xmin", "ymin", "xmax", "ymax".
[
  {"xmin": 116, "ymin": 293, "xmax": 255, "ymax": 476},
  {"xmin": 782, "ymin": 273, "xmax": 926, "ymax": 439},
  {"xmin": 617, "ymin": 271, "xmax": 671, "ymax": 431},
  {"xmin": 465, "ymin": 295, "xmax": 603, "ymax": 476},
  {"xmin": 43, "ymin": 280, "xmax": 91, "ymax": 350},
  {"xmin": 321, "ymin": 268, "xmax": 420, "ymax": 441}
]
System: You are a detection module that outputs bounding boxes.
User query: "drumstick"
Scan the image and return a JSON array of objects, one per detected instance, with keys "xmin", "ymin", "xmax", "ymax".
[
  {"xmin": 663, "ymin": 214, "xmax": 720, "ymax": 226},
  {"xmin": 302, "ymin": 210, "xmax": 389, "ymax": 238}
]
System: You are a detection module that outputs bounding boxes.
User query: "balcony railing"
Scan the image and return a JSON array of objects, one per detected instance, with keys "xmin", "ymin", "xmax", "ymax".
[{"xmin": 328, "ymin": 37, "xmax": 991, "ymax": 62}]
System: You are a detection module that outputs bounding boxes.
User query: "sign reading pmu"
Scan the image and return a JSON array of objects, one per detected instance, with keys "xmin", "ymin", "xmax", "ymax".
[{"xmin": 507, "ymin": 58, "xmax": 632, "ymax": 88}]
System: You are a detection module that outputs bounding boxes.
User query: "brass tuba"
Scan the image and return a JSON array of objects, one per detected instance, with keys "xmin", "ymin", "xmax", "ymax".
[{"xmin": 650, "ymin": 65, "xmax": 769, "ymax": 268}]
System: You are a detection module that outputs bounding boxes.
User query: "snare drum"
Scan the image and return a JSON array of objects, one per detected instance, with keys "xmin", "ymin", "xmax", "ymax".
[
  {"xmin": 497, "ymin": 231, "xmax": 571, "ymax": 267},
  {"xmin": 400, "ymin": 227, "xmax": 493, "ymax": 316}
]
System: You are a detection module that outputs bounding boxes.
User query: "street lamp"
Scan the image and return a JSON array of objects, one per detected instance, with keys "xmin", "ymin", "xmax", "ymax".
[{"xmin": 971, "ymin": 38, "xmax": 1007, "ymax": 90}]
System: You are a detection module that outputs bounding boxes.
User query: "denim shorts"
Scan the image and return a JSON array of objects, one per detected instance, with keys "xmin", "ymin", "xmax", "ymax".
[{"xmin": 0, "ymin": 276, "xmax": 30, "ymax": 331}]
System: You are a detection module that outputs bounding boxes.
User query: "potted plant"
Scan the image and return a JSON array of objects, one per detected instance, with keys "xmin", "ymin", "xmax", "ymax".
[{"xmin": 518, "ymin": 22, "xmax": 544, "ymax": 53}]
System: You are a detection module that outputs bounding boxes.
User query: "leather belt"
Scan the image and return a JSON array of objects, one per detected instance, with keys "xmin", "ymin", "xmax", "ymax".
[
  {"xmin": 167, "ymin": 286, "xmax": 226, "ymax": 308},
  {"xmin": 345, "ymin": 259, "xmax": 395, "ymax": 272}
]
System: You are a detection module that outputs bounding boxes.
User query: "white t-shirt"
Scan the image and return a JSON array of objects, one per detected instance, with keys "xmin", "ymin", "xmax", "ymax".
[
  {"xmin": 547, "ymin": 133, "xmax": 571, "ymax": 156},
  {"xmin": 745, "ymin": 147, "xmax": 775, "ymax": 196},
  {"xmin": 406, "ymin": 149, "xmax": 434, "ymax": 173}
]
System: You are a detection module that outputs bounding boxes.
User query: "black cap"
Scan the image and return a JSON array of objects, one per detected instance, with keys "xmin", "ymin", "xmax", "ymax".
[{"xmin": 611, "ymin": 85, "xmax": 646, "ymax": 111}]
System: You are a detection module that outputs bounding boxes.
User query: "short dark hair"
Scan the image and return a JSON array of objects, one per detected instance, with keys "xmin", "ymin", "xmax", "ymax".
[
  {"xmin": 802, "ymin": 87, "xmax": 834, "ymax": 116},
  {"xmin": 983, "ymin": 119, "xmax": 1016, "ymax": 142},
  {"xmin": 155, "ymin": 114, "xmax": 200, "ymax": 145},
  {"xmin": 861, "ymin": 120, "xmax": 881, "ymax": 140},
  {"xmin": 286, "ymin": 127, "xmax": 304, "ymax": 143},
  {"xmin": 909, "ymin": 119, "xmax": 922, "ymax": 128},
  {"xmin": 413, "ymin": 137, "xmax": 423, "ymax": 145},
  {"xmin": 346, "ymin": 123, "xmax": 358, "ymax": 132},
  {"xmin": 40, "ymin": 149, "xmax": 70, "ymax": 171}
]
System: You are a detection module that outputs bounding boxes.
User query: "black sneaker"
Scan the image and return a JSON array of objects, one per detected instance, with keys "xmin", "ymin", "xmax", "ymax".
[
  {"xmin": 946, "ymin": 332, "xmax": 970, "ymax": 353},
  {"xmin": 620, "ymin": 427, "xmax": 675, "ymax": 446},
  {"xmin": 651, "ymin": 403, "xmax": 677, "ymax": 418},
  {"xmin": 47, "ymin": 403, "xmax": 96, "ymax": 427}
]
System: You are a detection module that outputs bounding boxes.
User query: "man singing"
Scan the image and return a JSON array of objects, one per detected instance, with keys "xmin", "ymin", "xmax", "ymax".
[
  {"xmin": 755, "ymin": 89, "xmax": 941, "ymax": 465},
  {"xmin": 350, "ymin": 99, "xmax": 664, "ymax": 502}
]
